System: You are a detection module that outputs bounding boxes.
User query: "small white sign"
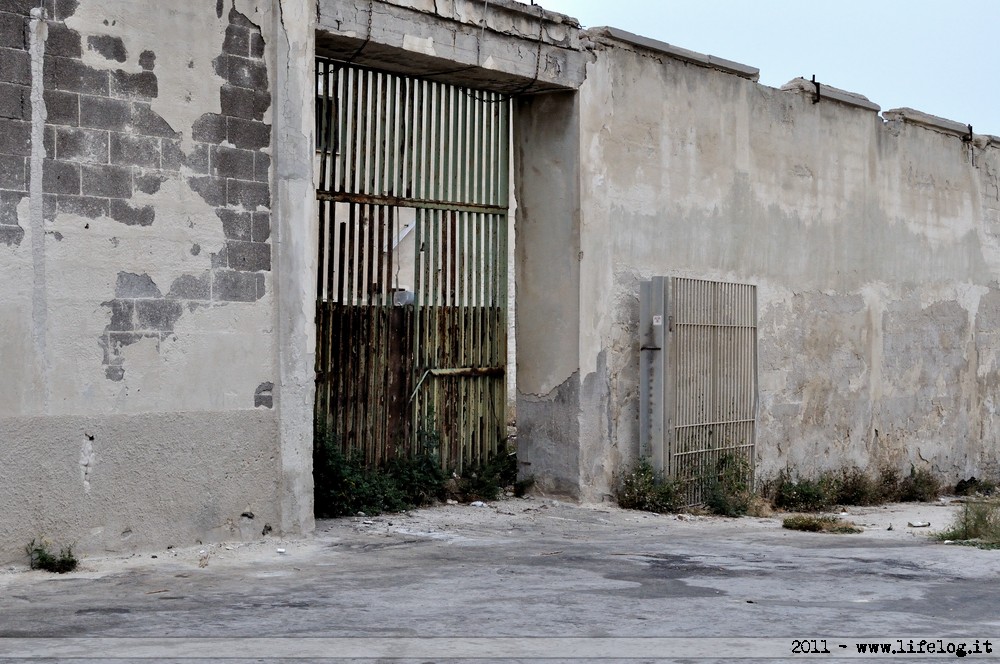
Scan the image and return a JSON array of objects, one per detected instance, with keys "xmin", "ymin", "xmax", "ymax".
[{"xmin": 652, "ymin": 315, "xmax": 663, "ymax": 326}]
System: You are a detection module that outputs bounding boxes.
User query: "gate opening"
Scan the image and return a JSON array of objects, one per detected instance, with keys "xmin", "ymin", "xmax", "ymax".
[{"xmin": 314, "ymin": 59, "xmax": 511, "ymax": 472}]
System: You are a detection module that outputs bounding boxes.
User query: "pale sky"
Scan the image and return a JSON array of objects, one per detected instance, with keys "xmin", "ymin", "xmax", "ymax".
[{"xmin": 536, "ymin": 0, "xmax": 999, "ymax": 135}]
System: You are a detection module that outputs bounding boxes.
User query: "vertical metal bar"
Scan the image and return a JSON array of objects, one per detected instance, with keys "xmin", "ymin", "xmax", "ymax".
[
  {"xmin": 318, "ymin": 61, "xmax": 330, "ymax": 192},
  {"xmin": 386, "ymin": 73, "xmax": 398, "ymax": 197}
]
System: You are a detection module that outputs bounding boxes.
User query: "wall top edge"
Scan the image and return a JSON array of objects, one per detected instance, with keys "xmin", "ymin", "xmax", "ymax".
[
  {"xmin": 586, "ymin": 26, "xmax": 760, "ymax": 82},
  {"xmin": 781, "ymin": 77, "xmax": 881, "ymax": 113},
  {"xmin": 883, "ymin": 107, "xmax": 971, "ymax": 137}
]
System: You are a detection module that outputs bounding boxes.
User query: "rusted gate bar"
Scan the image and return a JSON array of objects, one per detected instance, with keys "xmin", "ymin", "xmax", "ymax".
[{"xmin": 314, "ymin": 59, "xmax": 510, "ymax": 472}]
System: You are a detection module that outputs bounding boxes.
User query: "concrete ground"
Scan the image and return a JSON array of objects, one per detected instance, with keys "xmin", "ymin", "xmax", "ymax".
[{"xmin": 1, "ymin": 496, "xmax": 999, "ymax": 663}]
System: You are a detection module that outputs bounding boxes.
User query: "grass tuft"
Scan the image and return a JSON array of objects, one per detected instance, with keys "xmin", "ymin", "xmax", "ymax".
[
  {"xmin": 616, "ymin": 459, "xmax": 683, "ymax": 513},
  {"xmin": 26, "ymin": 539, "xmax": 78, "ymax": 573},
  {"xmin": 936, "ymin": 499, "xmax": 1000, "ymax": 548},
  {"xmin": 782, "ymin": 515, "xmax": 862, "ymax": 534},
  {"xmin": 702, "ymin": 454, "xmax": 754, "ymax": 517},
  {"xmin": 312, "ymin": 420, "xmax": 525, "ymax": 518}
]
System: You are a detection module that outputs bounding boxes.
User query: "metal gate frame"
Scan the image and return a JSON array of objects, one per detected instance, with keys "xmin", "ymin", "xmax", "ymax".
[
  {"xmin": 314, "ymin": 59, "xmax": 511, "ymax": 471},
  {"xmin": 640, "ymin": 276, "xmax": 758, "ymax": 504}
]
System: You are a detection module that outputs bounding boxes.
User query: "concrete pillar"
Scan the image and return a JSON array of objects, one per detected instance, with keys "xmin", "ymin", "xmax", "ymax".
[
  {"xmin": 513, "ymin": 91, "xmax": 584, "ymax": 498},
  {"xmin": 273, "ymin": 0, "xmax": 316, "ymax": 536}
]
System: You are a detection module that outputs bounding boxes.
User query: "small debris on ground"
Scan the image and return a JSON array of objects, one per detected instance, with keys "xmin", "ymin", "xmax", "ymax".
[
  {"xmin": 907, "ymin": 521, "xmax": 930, "ymax": 528},
  {"xmin": 470, "ymin": 501, "xmax": 486, "ymax": 507}
]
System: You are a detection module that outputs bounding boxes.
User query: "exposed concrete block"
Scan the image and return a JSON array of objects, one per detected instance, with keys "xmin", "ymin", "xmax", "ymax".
[
  {"xmin": 44, "ymin": 89, "xmax": 80, "ymax": 126},
  {"xmin": 0, "ymin": 189, "xmax": 25, "ymax": 223},
  {"xmin": 211, "ymin": 145, "xmax": 254, "ymax": 180},
  {"xmin": 167, "ymin": 272, "xmax": 211, "ymax": 300},
  {"xmin": 110, "ymin": 70, "xmax": 157, "ymax": 99},
  {"xmin": 227, "ymin": 178, "xmax": 268, "ymax": 208},
  {"xmin": 87, "ymin": 34, "xmax": 126, "ymax": 62},
  {"xmin": 135, "ymin": 298, "xmax": 183, "ymax": 331},
  {"xmin": 44, "ymin": 0, "xmax": 79, "ymax": 22},
  {"xmin": 254, "ymin": 381, "xmax": 273, "ymax": 408},
  {"xmin": 221, "ymin": 55, "xmax": 268, "ymax": 90},
  {"xmin": 222, "ymin": 25, "xmax": 249, "ymax": 57},
  {"xmin": 115, "ymin": 271, "xmax": 161, "ymax": 298},
  {"xmin": 0, "ymin": 153, "xmax": 25, "ymax": 190},
  {"xmin": 0, "ymin": 11, "xmax": 26, "ymax": 50},
  {"xmin": 46, "ymin": 21, "xmax": 82, "ymax": 58},
  {"xmin": 226, "ymin": 239, "xmax": 270, "ymax": 272},
  {"xmin": 251, "ymin": 211, "xmax": 269, "ymax": 242},
  {"xmin": 109, "ymin": 199, "xmax": 153, "ymax": 226},
  {"xmin": 42, "ymin": 158, "xmax": 81, "ymax": 194},
  {"xmin": 41, "ymin": 193, "xmax": 55, "ymax": 220},
  {"xmin": 0, "ymin": 46, "xmax": 29, "ymax": 84},
  {"xmin": 81, "ymin": 163, "xmax": 131, "ymax": 198},
  {"xmin": 133, "ymin": 170, "xmax": 168, "ymax": 195},
  {"xmin": 138, "ymin": 49, "xmax": 155, "ymax": 71},
  {"xmin": 188, "ymin": 175, "xmax": 227, "ymax": 207},
  {"xmin": 45, "ymin": 56, "xmax": 109, "ymax": 95},
  {"xmin": 111, "ymin": 132, "xmax": 160, "ymax": 168},
  {"xmin": 43, "ymin": 125, "xmax": 54, "ymax": 157},
  {"xmin": 217, "ymin": 208, "xmax": 251, "ymax": 240},
  {"xmin": 213, "ymin": 268, "xmax": 260, "ymax": 302},
  {"xmin": 0, "ymin": 1, "xmax": 35, "ymax": 15},
  {"xmin": 219, "ymin": 85, "xmax": 270, "ymax": 121},
  {"xmin": 191, "ymin": 113, "xmax": 226, "ymax": 144},
  {"xmin": 0, "ymin": 81, "xmax": 27, "ymax": 120},
  {"xmin": 55, "ymin": 126, "xmax": 108, "ymax": 163},
  {"xmin": 227, "ymin": 117, "xmax": 269, "ymax": 150},
  {"xmin": 160, "ymin": 139, "xmax": 183, "ymax": 170},
  {"xmin": 249, "ymin": 32, "xmax": 264, "ymax": 59},
  {"xmin": 253, "ymin": 152, "xmax": 269, "ymax": 182},
  {"xmin": 0, "ymin": 221, "xmax": 24, "ymax": 245},
  {"xmin": 0, "ymin": 117, "xmax": 30, "ymax": 155},
  {"xmin": 56, "ymin": 193, "xmax": 107, "ymax": 218},
  {"xmin": 181, "ymin": 142, "xmax": 209, "ymax": 174},
  {"xmin": 129, "ymin": 102, "xmax": 177, "ymax": 138},
  {"xmin": 79, "ymin": 94, "xmax": 129, "ymax": 131},
  {"xmin": 104, "ymin": 299, "xmax": 134, "ymax": 331}
]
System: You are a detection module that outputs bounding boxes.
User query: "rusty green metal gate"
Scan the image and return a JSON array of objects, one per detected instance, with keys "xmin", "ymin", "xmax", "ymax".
[{"xmin": 314, "ymin": 59, "xmax": 510, "ymax": 470}]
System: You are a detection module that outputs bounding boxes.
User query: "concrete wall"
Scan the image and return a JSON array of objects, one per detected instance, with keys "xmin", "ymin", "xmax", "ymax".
[
  {"xmin": 564, "ymin": 32, "xmax": 1000, "ymax": 500},
  {"xmin": 0, "ymin": 0, "xmax": 315, "ymax": 564}
]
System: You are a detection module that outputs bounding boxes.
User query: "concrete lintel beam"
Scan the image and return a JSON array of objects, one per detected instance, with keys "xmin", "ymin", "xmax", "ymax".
[
  {"xmin": 781, "ymin": 77, "xmax": 881, "ymax": 113},
  {"xmin": 317, "ymin": 0, "xmax": 588, "ymax": 93},
  {"xmin": 587, "ymin": 26, "xmax": 760, "ymax": 82}
]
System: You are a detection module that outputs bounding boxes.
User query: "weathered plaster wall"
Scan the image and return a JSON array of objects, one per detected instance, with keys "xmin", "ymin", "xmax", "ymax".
[
  {"xmin": 574, "ymin": 34, "xmax": 1000, "ymax": 499},
  {"xmin": 0, "ymin": 0, "xmax": 311, "ymax": 563}
]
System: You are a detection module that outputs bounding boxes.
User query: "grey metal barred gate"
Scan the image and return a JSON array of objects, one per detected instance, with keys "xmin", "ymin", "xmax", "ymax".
[{"xmin": 641, "ymin": 277, "xmax": 758, "ymax": 505}]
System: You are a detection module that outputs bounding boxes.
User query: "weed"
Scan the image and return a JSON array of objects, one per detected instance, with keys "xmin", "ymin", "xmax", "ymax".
[
  {"xmin": 936, "ymin": 500, "xmax": 1000, "ymax": 547},
  {"xmin": 313, "ymin": 418, "xmax": 525, "ymax": 517},
  {"xmin": 874, "ymin": 466, "xmax": 902, "ymax": 502},
  {"xmin": 450, "ymin": 447, "xmax": 520, "ymax": 502},
  {"xmin": 782, "ymin": 515, "xmax": 862, "ymax": 534},
  {"xmin": 954, "ymin": 477, "xmax": 997, "ymax": 497},
  {"xmin": 833, "ymin": 467, "xmax": 880, "ymax": 506},
  {"xmin": 616, "ymin": 459, "xmax": 683, "ymax": 513},
  {"xmin": 313, "ymin": 423, "xmax": 443, "ymax": 517},
  {"xmin": 773, "ymin": 472, "xmax": 834, "ymax": 512},
  {"xmin": 899, "ymin": 465, "xmax": 940, "ymax": 502},
  {"xmin": 26, "ymin": 539, "xmax": 78, "ymax": 573},
  {"xmin": 703, "ymin": 454, "xmax": 753, "ymax": 517}
]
